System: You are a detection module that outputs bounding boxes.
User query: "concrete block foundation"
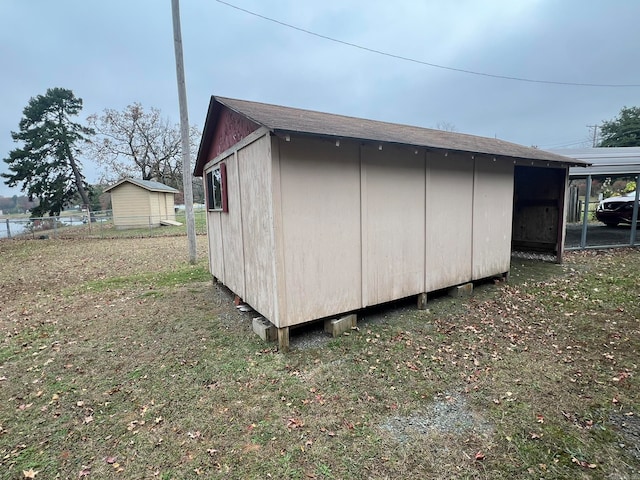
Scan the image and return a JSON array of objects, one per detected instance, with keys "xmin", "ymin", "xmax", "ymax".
[
  {"xmin": 447, "ymin": 282, "xmax": 473, "ymax": 298},
  {"xmin": 324, "ymin": 314, "xmax": 357, "ymax": 337},
  {"xmin": 252, "ymin": 317, "xmax": 277, "ymax": 342}
]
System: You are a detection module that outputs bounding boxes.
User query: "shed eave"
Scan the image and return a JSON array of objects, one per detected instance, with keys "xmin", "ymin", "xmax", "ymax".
[{"xmin": 271, "ymin": 129, "xmax": 589, "ymax": 167}]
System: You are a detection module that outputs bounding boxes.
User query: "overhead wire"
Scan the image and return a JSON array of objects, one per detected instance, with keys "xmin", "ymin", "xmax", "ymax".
[{"xmin": 214, "ymin": 0, "xmax": 640, "ymax": 88}]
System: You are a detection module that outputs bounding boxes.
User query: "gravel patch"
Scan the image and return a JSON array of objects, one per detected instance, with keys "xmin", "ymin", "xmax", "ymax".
[
  {"xmin": 610, "ymin": 413, "xmax": 640, "ymax": 461},
  {"xmin": 381, "ymin": 392, "xmax": 494, "ymax": 443}
]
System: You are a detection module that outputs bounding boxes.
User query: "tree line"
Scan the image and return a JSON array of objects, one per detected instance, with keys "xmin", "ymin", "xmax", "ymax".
[
  {"xmin": 2, "ymin": 87, "xmax": 202, "ymax": 217},
  {"xmin": 4, "ymin": 88, "xmax": 640, "ymax": 217}
]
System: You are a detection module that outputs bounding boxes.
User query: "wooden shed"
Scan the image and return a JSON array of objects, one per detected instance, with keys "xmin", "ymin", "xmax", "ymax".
[
  {"xmin": 194, "ymin": 96, "xmax": 588, "ymax": 345},
  {"xmin": 104, "ymin": 178, "xmax": 179, "ymax": 229}
]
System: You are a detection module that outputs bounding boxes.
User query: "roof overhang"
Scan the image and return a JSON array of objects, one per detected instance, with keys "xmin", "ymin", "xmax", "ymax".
[
  {"xmin": 194, "ymin": 96, "xmax": 590, "ymax": 176},
  {"xmin": 104, "ymin": 178, "xmax": 179, "ymax": 193}
]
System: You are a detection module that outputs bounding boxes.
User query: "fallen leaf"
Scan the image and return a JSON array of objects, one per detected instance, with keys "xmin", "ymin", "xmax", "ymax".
[
  {"xmin": 23, "ymin": 469, "xmax": 38, "ymax": 478},
  {"xmin": 572, "ymin": 457, "xmax": 597, "ymax": 469},
  {"xmin": 286, "ymin": 418, "xmax": 304, "ymax": 430},
  {"xmin": 242, "ymin": 443, "xmax": 261, "ymax": 453},
  {"xmin": 78, "ymin": 467, "xmax": 91, "ymax": 477},
  {"xmin": 474, "ymin": 451, "xmax": 485, "ymax": 461},
  {"xmin": 105, "ymin": 456, "xmax": 117, "ymax": 464},
  {"xmin": 536, "ymin": 414, "xmax": 544, "ymax": 424}
]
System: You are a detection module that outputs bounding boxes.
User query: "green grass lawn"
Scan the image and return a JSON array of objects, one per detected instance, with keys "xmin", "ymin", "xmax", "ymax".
[{"xmin": 1, "ymin": 238, "xmax": 639, "ymax": 479}]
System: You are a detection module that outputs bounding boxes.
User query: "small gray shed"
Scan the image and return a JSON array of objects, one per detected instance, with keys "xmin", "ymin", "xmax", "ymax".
[{"xmin": 194, "ymin": 96, "xmax": 587, "ymax": 346}]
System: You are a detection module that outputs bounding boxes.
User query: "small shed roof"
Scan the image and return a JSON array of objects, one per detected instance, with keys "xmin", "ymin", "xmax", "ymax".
[
  {"xmin": 104, "ymin": 178, "xmax": 179, "ymax": 194},
  {"xmin": 195, "ymin": 96, "xmax": 588, "ymax": 176},
  {"xmin": 551, "ymin": 147, "xmax": 640, "ymax": 177}
]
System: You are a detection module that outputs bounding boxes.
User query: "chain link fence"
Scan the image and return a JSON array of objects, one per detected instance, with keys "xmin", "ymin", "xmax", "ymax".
[{"xmin": 0, "ymin": 209, "xmax": 207, "ymax": 240}]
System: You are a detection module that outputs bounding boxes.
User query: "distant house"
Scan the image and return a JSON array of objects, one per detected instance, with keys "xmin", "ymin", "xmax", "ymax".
[
  {"xmin": 104, "ymin": 178, "xmax": 179, "ymax": 229},
  {"xmin": 194, "ymin": 96, "xmax": 588, "ymax": 348}
]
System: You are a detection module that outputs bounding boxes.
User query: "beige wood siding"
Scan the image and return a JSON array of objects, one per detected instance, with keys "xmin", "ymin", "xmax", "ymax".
[
  {"xmin": 238, "ymin": 135, "xmax": 276, "ymax": 322},
  {"xmin": 361, "ymin": 145, "xmax": 425, "ymax": 306},
  {"xmin": 111, "ymin": 183, "xmax": 152, "ymax": 227},
  {"xmin": 219, "ymin": 152, "xmax": 245, "ymax": 298},
  {"xmin": 472, "ymin": 158, "xmax": 514, "ymax": 279},
  {"xmin": 277, "ymin": 137, "xmax": 361, "ymax": 326},
  {"xmin": 204, "ymin": 133, "xmax": 521, "ymax": 329},
  {"xmin": 208, "ymin": 212, "xmax": 225, "ymax": 282},
  {"xmin": 425, "ymin": 152, "xmax": 474, "ymax": 291}
]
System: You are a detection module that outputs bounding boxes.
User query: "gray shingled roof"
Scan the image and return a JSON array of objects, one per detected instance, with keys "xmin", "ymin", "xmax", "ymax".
[
  {"xmin": 104, "ymin": 178, "xmax": 179, "ymax": 193},
  {"xmin": 195, "ymin": 96, "xmax": 588, "ymax": 175}
]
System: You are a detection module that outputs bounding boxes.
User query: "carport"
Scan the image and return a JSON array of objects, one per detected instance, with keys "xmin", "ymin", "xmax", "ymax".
[{"xmin": 551, "ymin": 147, "xmax": 640, "ymax": 249}]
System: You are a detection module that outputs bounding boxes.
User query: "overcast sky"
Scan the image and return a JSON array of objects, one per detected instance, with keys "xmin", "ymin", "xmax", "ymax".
[{"xmin": 2, "ymin": 0, "xmax": 640, "ymax": 197}]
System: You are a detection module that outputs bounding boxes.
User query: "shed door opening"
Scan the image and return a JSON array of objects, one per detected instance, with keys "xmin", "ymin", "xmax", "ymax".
[{"xmin": 512, "ymin": 166, "xmax": 566, "ymax": 260}]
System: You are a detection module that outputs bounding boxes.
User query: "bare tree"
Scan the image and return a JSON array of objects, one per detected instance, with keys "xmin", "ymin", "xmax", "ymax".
[
  {"xmin": 433, "ymin": 121, "xmax": 458, "ymax": 132},
  {"xmin": 87, "ymin": 104, "xmax": 200, "ymax": 190}
]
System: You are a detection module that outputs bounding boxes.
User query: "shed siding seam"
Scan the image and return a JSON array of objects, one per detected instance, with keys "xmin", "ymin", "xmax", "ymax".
[
  {"xmin": 359, "ymin": 144, "xmax": 368, "ymax": 308},
  {"xmin": 235, "ymin": 150, "xmax": 247, "ymax": 298},
  {"xmin": 269, "ymin": 134, "xmax": 284, "ymax": 326}
]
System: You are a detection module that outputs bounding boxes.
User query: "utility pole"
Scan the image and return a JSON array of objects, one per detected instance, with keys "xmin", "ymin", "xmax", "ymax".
[
  {"xmin": 171, "ymin": 0, "xmax": 197, "ymax": 264},
  {"xmin": 587, "ymin": 124, "xmax": 600, "ymax": 147}
]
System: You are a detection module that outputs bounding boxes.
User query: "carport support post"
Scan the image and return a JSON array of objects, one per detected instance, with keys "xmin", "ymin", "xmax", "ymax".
[
  {"xmin": 630, "ymin": 175, "xmax": 640, "ymax": 246},
  {"xmin": 580, "ymin": 175, "xmax": 592, "ymax": 248},
  {"xmin": 6, "ymin": 219, "xmax": 10, "ymax": 239}
]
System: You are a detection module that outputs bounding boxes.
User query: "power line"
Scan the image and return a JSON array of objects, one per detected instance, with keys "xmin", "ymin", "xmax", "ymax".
[
  {"xmin": 214, "ymin": 0, "xmax": 640, "ymax": 88},
  {"xmin": 539, "ymin": 139, "xmax": 590, "ymax": 149}
]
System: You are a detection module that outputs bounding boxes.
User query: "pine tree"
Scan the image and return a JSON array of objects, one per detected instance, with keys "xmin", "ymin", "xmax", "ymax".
[{"xmin": 2, "ymin": 87, "xmax": 94, "ymax": 216}]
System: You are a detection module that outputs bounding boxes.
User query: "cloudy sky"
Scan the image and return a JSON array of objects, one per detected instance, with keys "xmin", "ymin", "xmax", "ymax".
[{"xmin": 2, "ymin": 0, "xmax": 639, "ymax": 197}]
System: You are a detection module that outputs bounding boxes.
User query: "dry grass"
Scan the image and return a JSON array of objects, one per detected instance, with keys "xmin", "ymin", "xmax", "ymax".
[{"xmin": 1, "ymin": 237, "xmax": 640, "ymax": 479}]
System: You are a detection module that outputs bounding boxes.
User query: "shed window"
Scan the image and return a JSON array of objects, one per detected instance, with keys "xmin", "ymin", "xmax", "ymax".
[{"xmin": 206, "ymin": 164, "xmax": 228, "ymax": 212}]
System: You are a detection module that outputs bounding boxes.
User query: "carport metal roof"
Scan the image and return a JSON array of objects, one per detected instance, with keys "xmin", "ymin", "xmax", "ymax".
[{"xmin": 551, "ymin": 147, "xmax": 640, "ymax": 177}]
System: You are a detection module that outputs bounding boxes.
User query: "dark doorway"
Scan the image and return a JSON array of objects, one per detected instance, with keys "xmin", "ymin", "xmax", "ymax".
[{"xmin": 512, "ymin": 166, "xmax": 566, "ymax": 262}]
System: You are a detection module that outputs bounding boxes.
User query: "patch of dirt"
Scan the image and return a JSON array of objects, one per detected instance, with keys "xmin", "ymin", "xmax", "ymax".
[{"xmin": 380, "ymin": 393, "xmax": 494, "ymax": 443}]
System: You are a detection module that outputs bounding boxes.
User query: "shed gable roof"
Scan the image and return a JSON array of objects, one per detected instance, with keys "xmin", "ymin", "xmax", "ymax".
[
  {"xmin": 194, "ymin": 96, "xmax": 588, "ymax": 176},
  {"xmin": 104, "ymin": 178, "xmax": 179, "ymax": 194}
]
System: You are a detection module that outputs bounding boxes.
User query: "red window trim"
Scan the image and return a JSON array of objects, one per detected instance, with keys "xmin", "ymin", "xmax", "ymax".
[{"xmin": 220, "ymin": 162, "xmax": 228, "ymax": 213}]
